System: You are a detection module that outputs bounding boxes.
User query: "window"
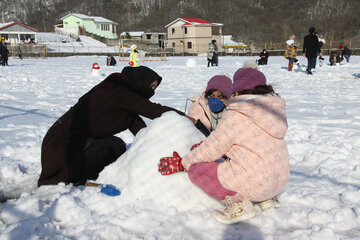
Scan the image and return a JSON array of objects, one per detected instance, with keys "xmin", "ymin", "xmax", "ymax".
[
  {"xmin": 172, "ymin": 42, "xmax": 175, "ymax": 47},
  {"xmin": 101, "ymin": 24, "xmax": 110, "ymax": 31},
  {"xmin": 172, "ymin": 28, "xmax": 175, "ymax": 34},
  {"xmin": 64, "ymin": 22, "xmax": 68, "ymax": 25},
  {"xmin": 184, "ymin": 27, "xmax": 187, "ymax": 34},
  {"xmin": 187, "ymin": 42, "xmax": 192, "ymax": 49}
]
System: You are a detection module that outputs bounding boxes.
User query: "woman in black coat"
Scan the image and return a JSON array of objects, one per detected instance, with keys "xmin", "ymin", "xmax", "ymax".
[
  {"xmin": 0, "ymin": 38, "xmax": 9, "ymax": 66},
  {"xmin": 38, "ymin": 66, "xmax": 186, "ymax": 186},
  {"xmin": 257, "ymin": 49, "xmax": 269, "ymax": 65},
  {"xmin": 302, "ymin": 27, "xmax": 319, "ymax": 74}
]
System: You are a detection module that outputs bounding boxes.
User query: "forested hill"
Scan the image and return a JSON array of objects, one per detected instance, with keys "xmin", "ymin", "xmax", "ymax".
[{"xmin": 1, "ymin": 0, "xmax": 359, "ymax": 43}]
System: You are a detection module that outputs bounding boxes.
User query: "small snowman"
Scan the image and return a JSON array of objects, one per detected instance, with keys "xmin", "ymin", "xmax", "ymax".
[{"xmin": 91, "ymin": 62, "xmax": 100, "ymax": 76}]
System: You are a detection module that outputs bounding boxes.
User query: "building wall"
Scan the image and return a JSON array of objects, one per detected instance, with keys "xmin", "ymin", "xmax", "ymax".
[
  {"xmin": 141, "ymin": 33, "xmax": 166, "ymax": 44},
  {"xmin": 63, "ymin": 15, "xmax": 117, "ymax": 39},
  {"xmin": 167, "ymin": 24, "xmax": 221, "ymax": 54},
  {"xmin": 63, "ymin": 15, "xmax": 85, "ymax": 29},
  {"xmin": 0, "ymin": 24, "xmax": 37, "ymax": 45}
]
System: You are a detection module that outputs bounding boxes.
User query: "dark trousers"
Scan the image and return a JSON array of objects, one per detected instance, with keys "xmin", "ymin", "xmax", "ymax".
[
  {"xmin": 307, "ymin": 57, "xmax": 317, "ymax": 70},
  {"xmin": 82, "ymin": 136, "xmax": 126, "ymax": 180}
]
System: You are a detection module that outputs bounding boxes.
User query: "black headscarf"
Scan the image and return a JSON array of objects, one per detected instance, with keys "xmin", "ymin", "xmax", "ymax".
[
  {"xmin": 121, "ymin": 66, "xmax": 162, "ymax": 99},
  {"xmin": 78, "ymin": 66, "xmax": 162, "ymax": 103}
]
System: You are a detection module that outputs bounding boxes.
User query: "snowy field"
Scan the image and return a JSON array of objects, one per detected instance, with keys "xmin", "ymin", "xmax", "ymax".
[
  {"xmin": 0, "ymin": 55, "xmax": 359, "ymax": 239},
  {"xmin": 37, "ymin": 34, "xmax": 120, "ymax": 53}
]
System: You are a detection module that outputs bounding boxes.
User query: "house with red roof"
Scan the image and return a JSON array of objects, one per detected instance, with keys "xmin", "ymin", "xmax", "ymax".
[
  {"xmin": 0, "ymin": 22, "xmax": 38, "ymax": 45},
  {"xmin": 165, "ymin": 18, "xmax": 223, "ymax": 54}
]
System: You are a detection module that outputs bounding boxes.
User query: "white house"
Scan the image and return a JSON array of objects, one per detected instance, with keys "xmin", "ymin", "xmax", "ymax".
[
  {"xmin": 120, "ymin": 31, "xmax": 166, "ymax": 46},
  {"xmin": 141, "ymin": 32, "xmax": 167, "ymax": 45},
  {"xmin": 221, "ymin": 35, "xmax": 247, "ymax": 53},
  {"xmin": 119, "ymin": 31, "xmax": 144, "ymax": 39},
  {"xmin": 0, "ymin": 22, "xmax": 38, "ymax": 45}
]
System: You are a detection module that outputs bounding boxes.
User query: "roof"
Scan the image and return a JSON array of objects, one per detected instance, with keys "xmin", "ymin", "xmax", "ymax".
[
  {"xmin": 0, "ymin": 21, "xmax": 38, "ymax": 32},
  {"xmin": 60, "ymin": 13, "xmax": 118, "ymax": 24},
  {"xmin": 165, "ymin": 18, "xmax": 223, "ymax": 28}
]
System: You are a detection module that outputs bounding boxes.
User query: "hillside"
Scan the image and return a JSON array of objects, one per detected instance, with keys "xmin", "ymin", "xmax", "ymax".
[{"xmin": 1, "ymin": 0, "xmax": 359, "ymax": 43}]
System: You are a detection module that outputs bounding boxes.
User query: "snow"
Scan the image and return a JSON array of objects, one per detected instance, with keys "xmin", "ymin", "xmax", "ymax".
[
  {"xmin": 222, "ymin": 35, "xmax": 247, "ymax": 47},
  {"xmin": 38, "ymin": 35, "xmax": 120, "ymax": 53},
  {"xmin": 0, "ymin": 55, "xmax": 360, "ymax": 239}
]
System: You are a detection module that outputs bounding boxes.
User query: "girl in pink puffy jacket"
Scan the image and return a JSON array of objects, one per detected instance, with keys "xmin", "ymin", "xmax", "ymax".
[
  {"xmin": 158, "ymin": 65, "xmax": 290, "ymax": 224},
  {"xmin": 187, "ymin": 74, "xmax": 233, "ymax": 137}
]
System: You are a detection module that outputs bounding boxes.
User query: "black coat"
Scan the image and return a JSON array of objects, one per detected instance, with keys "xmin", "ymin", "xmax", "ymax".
[
  {"xmin": 303, "ymin": 34, "xmax": 319, "ymax": 58},
  {"xmin": 107, "ymin": 56, "xmax": 117, "ymax": 66},
  {"xmin": 0, "ymin": 42, "xmax": 9, "ymax": 60},
  {"xmin": 341, "ymin": 46, "xmax": 351, "ymax": 56},
  {"xmin": 259, "ymin": 51, "xmax": 269, "ymax": 64},
  {"xmin": 38, "ymin": 66, "xmax": 184, "ymax": 186}
]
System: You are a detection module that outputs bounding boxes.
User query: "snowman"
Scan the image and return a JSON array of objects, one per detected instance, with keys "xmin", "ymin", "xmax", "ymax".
[{"xmin": 91, "ymin": 62, "xmax": 100, "ymax": 76}]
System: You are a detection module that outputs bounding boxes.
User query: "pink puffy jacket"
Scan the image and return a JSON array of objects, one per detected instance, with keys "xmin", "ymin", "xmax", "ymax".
[
  {"xmin": 187, "ymin": 92, "xmax": 216, "ymax": 131},
  {"xmin": 182, "ymin": 94, "xmax": 290, "ymax": 202}
]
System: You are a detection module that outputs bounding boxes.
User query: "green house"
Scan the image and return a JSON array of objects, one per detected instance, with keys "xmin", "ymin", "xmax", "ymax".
[{"xmin": 60, "ymin": 13, "xmax": 118, "ymax": 39}]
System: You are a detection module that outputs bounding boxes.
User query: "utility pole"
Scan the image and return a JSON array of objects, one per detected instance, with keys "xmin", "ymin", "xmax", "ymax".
[
  {"xmin": 42, "ymin": 15, "xmax": 47, "ymax": 32},
  {"xmin": 2, "ymin": 11, "xmax": 5, "ymax": 22}
]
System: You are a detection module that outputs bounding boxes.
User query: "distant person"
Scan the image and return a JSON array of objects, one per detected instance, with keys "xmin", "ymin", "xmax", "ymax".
[
  {"xmin": 207, "ymin": 40, "xmax": 218, "ymax": 67},
  {"xmin": 107, "ymin": 55, "xmax": 117, "ymax": 66},
  {"xmin": 129, "ymin": 44, "xmax": 140, "ymax": 67},
  {"xmin": 284, "ymin": 36, "xmax": 298, "ymax": 71},
  {"xmin": 302, "ymin": 27, "xmax": 319, "ymax": 75},
  {"xmin": 329, "ymin": 48, "xmax": 342, "ymax": 66},
  {"xmin": 38, "ymin": 66, "xmax": 191, "ymax": 187},
  {"xmin": 207, "ymin": 43, "xmax": 214, "ymax": 67},
  {"xmin": 257, "ymin": 49, "xmax": 269, "ymax": 65},
  {"xmin": 0, "ymin": 37, "xmax": 9, "ymax": 66},
  {"xmin": 18, "ymin": 47, "xmax": 23, "ymax": 60},
  {"xmin": 339, "ymin": 45, "xmax": 351, "ymax": 63},
  {"xmin": 315, "ymin": 32, "xmax": 325, "ymax": 61}
]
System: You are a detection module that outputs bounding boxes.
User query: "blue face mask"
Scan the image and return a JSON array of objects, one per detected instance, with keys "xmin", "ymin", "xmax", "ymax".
[{"xmin": 208, "ymin": 97, "xmax": 225, "ymax": 113}]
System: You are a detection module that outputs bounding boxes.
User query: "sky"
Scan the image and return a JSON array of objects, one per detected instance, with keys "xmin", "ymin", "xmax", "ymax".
[{"xmin": 0, "ymin": 53, "xmax": 359, "ymax": 240}]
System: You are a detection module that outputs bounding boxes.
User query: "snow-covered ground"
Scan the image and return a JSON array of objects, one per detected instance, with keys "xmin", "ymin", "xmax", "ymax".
[
  {"xmin": 37, "ymin": 33, "xmax": 120, "ymax": 53},
  {"xmin": 0, "ymin": 55, "xmax": 359, "ymax": 239}
]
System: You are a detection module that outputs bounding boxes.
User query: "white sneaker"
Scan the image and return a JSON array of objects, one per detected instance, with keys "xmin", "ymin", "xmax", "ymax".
[
  {"xmin": 257, "ymin": 197, "xmax": 280, "ymax": 211},
  {"xmin": 213, "ymin": 196, "xmax": 256, "ymax": 224}
]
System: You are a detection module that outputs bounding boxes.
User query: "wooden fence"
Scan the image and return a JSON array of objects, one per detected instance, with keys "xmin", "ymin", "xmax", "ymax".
[
  {"xmin": 5, "ymin": 39, "xmax": 360, "ymax": 59},
  {"xmin": 253, "ymin": 39, "xmax": 360, "ymax": 53}
]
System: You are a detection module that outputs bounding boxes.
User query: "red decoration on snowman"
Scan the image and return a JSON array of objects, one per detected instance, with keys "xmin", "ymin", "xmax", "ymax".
[{"xmin": 92, "ymin": 62, "xmax": 100, "ymax": 72}]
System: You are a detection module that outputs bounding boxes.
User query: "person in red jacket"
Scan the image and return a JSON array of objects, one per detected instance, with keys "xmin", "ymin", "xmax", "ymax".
[{"xmin": 38, "ymin": 66, "xmax": 187, "ymax": 187}]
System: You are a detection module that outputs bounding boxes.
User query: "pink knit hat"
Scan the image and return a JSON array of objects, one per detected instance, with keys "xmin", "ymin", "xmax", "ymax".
[
  {"xmin": 233, "ymin": 68, "xmax": 266, "ymax": 92},
  {"xmin": 205, "ymin": 75, "xmax": 233, "ymax": 99}
]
